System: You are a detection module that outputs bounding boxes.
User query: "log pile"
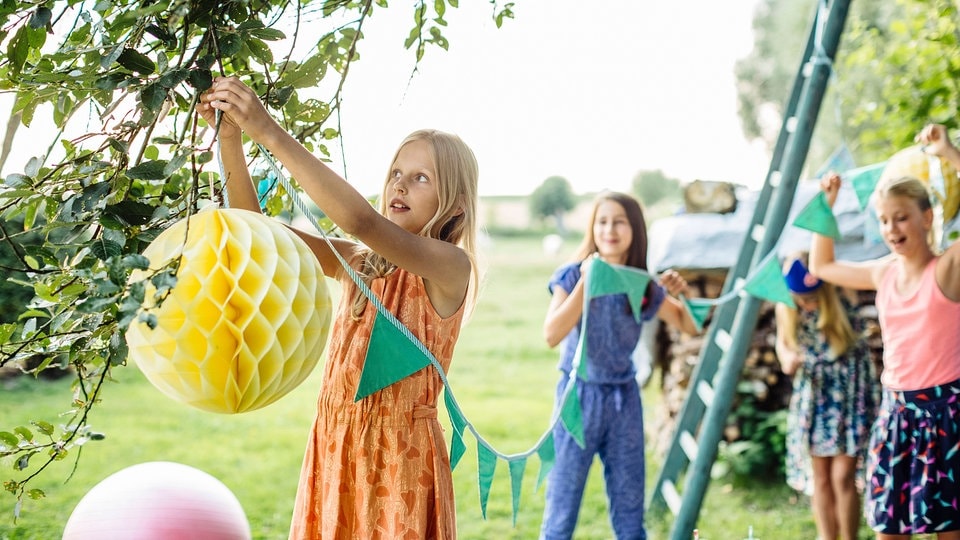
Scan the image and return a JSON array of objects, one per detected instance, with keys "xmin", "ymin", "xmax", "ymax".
[{"xmin": 648, "ymin": 269, "xmax": 883, "ymax": 458}]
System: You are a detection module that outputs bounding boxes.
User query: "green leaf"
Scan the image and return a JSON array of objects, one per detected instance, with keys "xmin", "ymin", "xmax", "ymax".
[
  {"xmin": 90, "ymin": 238, "xmax": 123, "ymax": 260},
  {"xmin": 13, "ymin": 426, "xmax": 33, "ymax": 442},
  {"xmin": 31, "ymin": 423, "xmax": 54, "ymax": 441},
  {"xmin": 246, "ymin": 38, "xmax": 273, "ymax": 65},
  {"xmin": 116, "ymin": 48, "xmax": 156, "ymax": 75},
  {"xmin": 104, "ymin": 200, "xmax": 155, "ymax": 226},
  {"xmin": 218, "ymin": 33, "xmax": 242, "ymax": 56},
  {"xmin": 139, "ymin": 82, "xmax": 166, "ymax": 112},
  {"xmin": 249, "ymin": 27, "xmax": 286, "ymax": 41},
  {"xmin": 0, "ymin": 431, "xmax": 18, "ymax": 448},
  {"xmin": 28, "ymin": 7, "xmax": 51, "ymax": 30},
  {"xmin": 284, "ymin": 56, "xmax": 327, "ymax": 89},
  {"xmin": 4, "ymin": 173, "xmax": 31, "ymax": 188},
  {"xmin": 126, "ymin": 160, "xmax": 168, "ymax": 180},
  {"xmin": 7, "ymin": 26, "xmax": 29, "ymax": 77},
  {"xmin": 187, "ymin": 68, "xmax": 212, "ymax": 90},
  {"xmin": 94, "ymin": 72, "xmax": 127, "ymax": 91},
  {"xmin": 156, "ymin": 68, "xmax": 189, "ymax": 89}
]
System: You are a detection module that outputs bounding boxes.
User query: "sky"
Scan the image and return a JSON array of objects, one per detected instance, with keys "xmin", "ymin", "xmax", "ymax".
[
  {"xmin": 324, "ymin": 0, "xmax": 771, "ymax": 196},
  {"xmin": 0, "ymin": 0, "xmax": 770, "ymax": 197}
]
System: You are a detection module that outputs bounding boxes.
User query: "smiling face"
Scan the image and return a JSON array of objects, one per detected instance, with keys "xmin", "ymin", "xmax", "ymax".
[
  {"xmin": 592, "ymin": 199, "xmax": 634, "ymax": 264},
  {"xmin": 874, "ymin": 194, "xmax": 933, "ymax": 257},
  {"xmin": 381, "ymin": 139, "xmax": 441, "ymax": 234}
]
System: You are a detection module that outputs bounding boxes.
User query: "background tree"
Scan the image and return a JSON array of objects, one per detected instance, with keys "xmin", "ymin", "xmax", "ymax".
[
  {"xmin": 833, "ymin": 0, "xmax": 960, "ymax": 163},
  {"xmin": 529, "ymin": 175, "xmax": 576, "ymax": 234},
  {"xmin": 631, "ymin": 168, "xmax": 681, "ymax": 207},
  {"xmin": 735, "ymin": 0, "xmax": 958, "ymax": 171},
  {"xmin": 0, "ymin": 0, "xmax": 514, "ymax": 510}
]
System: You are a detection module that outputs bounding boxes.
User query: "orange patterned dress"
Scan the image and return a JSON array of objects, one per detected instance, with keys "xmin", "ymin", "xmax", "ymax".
[{"xmin": 289, "ymin": 267, "xmax": 464, "ymax": 540}]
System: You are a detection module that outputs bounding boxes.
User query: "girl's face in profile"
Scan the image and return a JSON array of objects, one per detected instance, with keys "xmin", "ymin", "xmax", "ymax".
[{"xmin": 592, "ymin": 199, "xmax": 633, "ymax": 265}]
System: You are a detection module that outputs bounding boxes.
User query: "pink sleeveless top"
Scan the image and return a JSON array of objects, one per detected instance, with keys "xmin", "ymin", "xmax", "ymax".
[{"xmin": 876, "ymin": 257, "xmax": 960, "ymax": 390}]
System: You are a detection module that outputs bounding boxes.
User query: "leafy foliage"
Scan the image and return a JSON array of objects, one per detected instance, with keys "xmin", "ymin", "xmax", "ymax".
[
  {"xmin": 735, "ymin": 0, "xmax": 960, "ymax": 170},
  {"xmin": 714, "ymin": 391, "xmax": 788, "ymax": 481},
  {"xmin": 834, "ymin": 0, "xmax": 960, "ymax": 162},
  {"xmin": 0, "ymin": 0, "xmax": 515, "ymax": 516}
]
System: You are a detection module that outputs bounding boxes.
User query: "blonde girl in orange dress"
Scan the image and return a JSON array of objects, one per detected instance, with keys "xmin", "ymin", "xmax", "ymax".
[{"xmin": 199, "ymin": 77, "xmax": 480, "ymax": 540}]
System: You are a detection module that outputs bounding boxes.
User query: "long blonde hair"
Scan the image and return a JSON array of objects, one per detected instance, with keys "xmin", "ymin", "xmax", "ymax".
[
  {"xmin": 779, "ymin": 252, "xmax": 858, "ymax": 357},
  {"xmin": 351, "ymin": 129, "xmax": 480, "ymax": 320}
]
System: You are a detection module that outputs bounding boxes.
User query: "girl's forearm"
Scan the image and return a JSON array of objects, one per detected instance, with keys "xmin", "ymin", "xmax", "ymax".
[{"xmin": 219, "ymin": 137, "xmax": 259, "ymax": 212}]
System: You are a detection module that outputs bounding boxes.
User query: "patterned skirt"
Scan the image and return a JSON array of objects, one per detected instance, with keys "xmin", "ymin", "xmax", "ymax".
[{"xmin": 865, "ymin": 378, "xmax": 960, "ymax": 534}]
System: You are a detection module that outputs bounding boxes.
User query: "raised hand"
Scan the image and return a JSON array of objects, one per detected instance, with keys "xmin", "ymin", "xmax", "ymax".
[{"xmin": 820, "ymin": 171, "xmax": 841, "ymax": 208}]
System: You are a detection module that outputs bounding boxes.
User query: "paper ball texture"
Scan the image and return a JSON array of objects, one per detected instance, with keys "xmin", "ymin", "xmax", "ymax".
[
  {"xmin": 881, "ymin": 144, "xmax": 960, "ymax": 221},
  {"xmin": 62, "ymin": 461, "xmax": 250, "ymax": 540},
  {"xmin": 126, "ymin": 208, "xmax": 331, "ymax": 413}
]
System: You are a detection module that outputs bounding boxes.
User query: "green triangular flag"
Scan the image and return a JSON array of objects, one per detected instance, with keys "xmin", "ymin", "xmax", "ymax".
[
  {"xmin": 846, "ymin": 162, "xmax": 885, "ymax": 210},
  {"xmin": 792, "ymin": 191, "xmax": 841, "ymax": 239},
  {"xmin": 444, "ymin": 389, "xmax": 468, "ymax": 470},
  {"xmin": 535, "ymin": 434, "xmax": 555, "ymax": 492},
  {"xmin": 587, "ymin": 258, "xmax": 650, "ymax": 322},
  {"xmin": 578, "ymin": 259, "xmax": 652, "ymax": 380},
  {"xmin": 743, "ymin": 256, "xmax": 796, "ymax": 308},
  {"xmin": 682, "ymin": 296, "xmax": 713, "ymax": 332},
  {"xmin": 355, "ymin": 311, "xmax": 432, "ymax": 401},
  {"xmin": 477, "ymin": 442, "xmax": 498, "ymax": 519},
  {"xmin": 508, "ymin": 457, "xmax": 527, "ymax": 526},
  {"xmin": 559, "ymin": 380, "xmax": 585, "ymax": 448}
]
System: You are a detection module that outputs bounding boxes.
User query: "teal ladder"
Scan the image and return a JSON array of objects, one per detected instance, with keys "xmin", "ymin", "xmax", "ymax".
[{"xmin": 648, "ymin": 2, "xmax": 853, "ymax": 538}]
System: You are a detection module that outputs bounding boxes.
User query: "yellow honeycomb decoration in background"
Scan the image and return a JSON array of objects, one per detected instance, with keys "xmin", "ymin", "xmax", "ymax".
[
  {"xmin": 126, "ymin": 208, "xmax": 332, "ymax": 413},
  {"xmin": 881, "ymin": 144, "xmax": 960, "ymax": 222}
]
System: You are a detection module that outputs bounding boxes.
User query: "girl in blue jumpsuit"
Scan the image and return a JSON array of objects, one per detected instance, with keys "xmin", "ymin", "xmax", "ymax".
[{"xmin": 540, "ymin": 191, "xmax": 699, "ymax": 540}]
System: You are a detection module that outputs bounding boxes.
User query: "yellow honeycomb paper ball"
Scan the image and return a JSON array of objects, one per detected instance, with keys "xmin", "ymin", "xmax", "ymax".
[
  {"xmin": 881, "ymin": 144, "xmax": 931, "ymax": 184},
  {"xmin": 125, "ymin": 208, "xmax": 332, "ymax": 413},
  {"xmin": 881, "ymin": 144, "xmax": 960, "ymax": 222}
]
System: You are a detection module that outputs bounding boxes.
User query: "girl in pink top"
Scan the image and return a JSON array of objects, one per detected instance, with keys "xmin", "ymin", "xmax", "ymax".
[{"xmin": 809, "ymin": 123, "xmax": 960, "ymax": 540}]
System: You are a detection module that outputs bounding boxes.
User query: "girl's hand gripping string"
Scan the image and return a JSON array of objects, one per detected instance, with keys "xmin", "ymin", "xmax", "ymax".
[{"xmin": 198, "ymin": 77, "xmax": 281, "ymax": 145}]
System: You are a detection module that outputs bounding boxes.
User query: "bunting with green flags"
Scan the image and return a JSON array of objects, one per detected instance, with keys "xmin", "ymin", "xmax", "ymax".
[{"xmin": 252, "ymin": 142, "xmax": 861, "ymax": 525}]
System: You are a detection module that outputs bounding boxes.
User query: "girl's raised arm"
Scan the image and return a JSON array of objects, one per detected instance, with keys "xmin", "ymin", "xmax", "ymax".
[
  {"xmin": 199, "ymin": 77, "xmax": 470, "ymax": 302},
  {"xmin": 917, "ymin": 124, "xmax": 960, "ymax": 301},
  {"xmin": 808, "ymin": 172, "xmax": 886, "ymax": 291}
]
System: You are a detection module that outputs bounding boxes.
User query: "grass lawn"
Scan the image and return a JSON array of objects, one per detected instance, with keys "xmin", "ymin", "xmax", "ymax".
[{"xmin": 1, "ymin": 235, "xmax": 877, "ymax": 539}]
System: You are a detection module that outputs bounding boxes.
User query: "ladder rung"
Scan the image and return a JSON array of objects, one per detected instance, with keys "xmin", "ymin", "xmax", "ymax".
[
  {"xmin": 750, "ymin": 223, "xmax": 765, "ymax": 243},
  {"xmin": 769, "ymin": 170, "xmax": 782, "ymax": 187},
  {"xmin": 661, "ymin": 479, "xmax": 682, "ymax": 516},
  {"xmin": 714, "ymin": 328, "xmax": 732, "ymax": 352},
  {"xmin": 696, "ymin": 380, "xmax": 715, "ymax": 407},
  {"xmin": 679, "ymin": 430, "xmax": 699, "ymax": 462}
]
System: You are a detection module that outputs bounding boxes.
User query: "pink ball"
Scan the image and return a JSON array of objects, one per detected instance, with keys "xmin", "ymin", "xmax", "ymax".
[{"xmin": 62, "ymin": 461, "xmax": 251, "ymax": 540}]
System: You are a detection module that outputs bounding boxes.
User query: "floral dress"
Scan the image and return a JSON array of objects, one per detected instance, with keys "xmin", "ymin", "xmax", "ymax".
[{"xmin": 784, "ymin": 299, "xmax": 881, "ymax": 495}]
